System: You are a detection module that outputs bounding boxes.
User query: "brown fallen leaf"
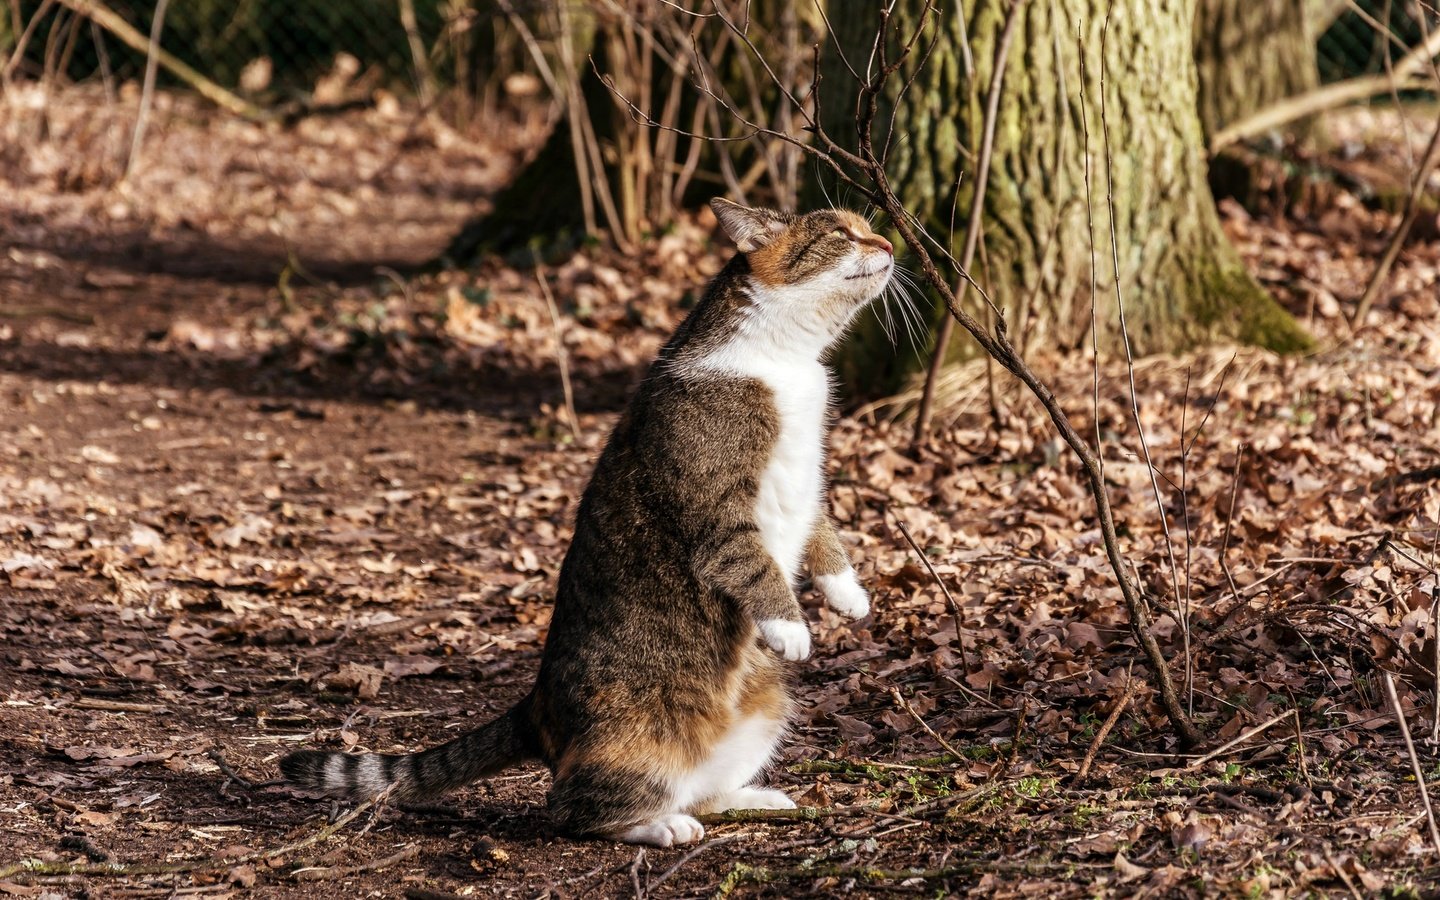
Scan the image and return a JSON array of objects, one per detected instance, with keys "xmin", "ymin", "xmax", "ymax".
[
  {"xmin": 383, "ymin": 656, "xmax": 445, "ymax": 678},
  {"xmin": 1113, "ymin": 850, "xmax": 1149, "ymax": 883},
  {"xmin": 227, "ymin": 864, "xmax": 257, "ymax": 888},
  {"xmin": 94, "ymin": 751, "xmax": 176, "ymax": 769},
  {"xmin": 64, "ymin": 745, "xmax": 139, "ymax": 762},
  {"xmin": 326, "ymin": 662, "xmax": 385, "ymax": 699}
]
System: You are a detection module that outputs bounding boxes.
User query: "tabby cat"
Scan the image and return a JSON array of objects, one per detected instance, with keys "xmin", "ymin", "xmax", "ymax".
[{"xmin": 281, "ymin": 199, "xmax": 895, "ymax": 847}]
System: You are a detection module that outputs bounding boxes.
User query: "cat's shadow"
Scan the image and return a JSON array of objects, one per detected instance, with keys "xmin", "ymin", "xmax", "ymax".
[{"xmin": 388, "ymin": 800, "xmax": 553, "ymax": 843}]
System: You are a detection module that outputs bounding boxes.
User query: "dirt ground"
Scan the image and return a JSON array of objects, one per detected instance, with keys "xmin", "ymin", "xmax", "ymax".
[{"xmin": 3, "ymin": 89, "xmax": 1440, "ymax": 898}]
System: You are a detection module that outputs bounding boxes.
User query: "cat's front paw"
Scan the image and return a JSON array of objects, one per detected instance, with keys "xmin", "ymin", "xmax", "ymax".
[
  {"xmin": 815, "ymin": 570, "xmax": 870, "ymax": 620},
  {"xmin": 757, "ymin": 619, "xmax": 812, "ymax": 661}
]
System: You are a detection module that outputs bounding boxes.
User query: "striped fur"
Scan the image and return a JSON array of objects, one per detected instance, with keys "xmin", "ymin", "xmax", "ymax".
[
  {"xmin": 280, "ymin": 702, "xmax": 533, "ymax": 802},
  {"xmin": 279, "ymin": 200, "xmax": 893, "ymax": 845}
]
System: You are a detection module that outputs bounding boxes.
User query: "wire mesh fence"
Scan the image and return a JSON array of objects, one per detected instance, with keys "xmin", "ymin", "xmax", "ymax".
[
  {"xmin": 1319, "ymin": 1, "xmax": 1436, "ymax": 83},
  {"xmin": 3, "ymin": 0, "xmax": 470, "ymax": 98},
  {"xmin": 1, "ymin": 1, "xmax": 1436, "ymax": 110}
]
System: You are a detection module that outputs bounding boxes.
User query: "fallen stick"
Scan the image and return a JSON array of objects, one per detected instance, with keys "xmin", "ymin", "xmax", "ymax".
[
  {"xmin": 1370, "ymin": 465, "xmax": 1440, "ymax": 493},
  {"xmin": 69, "ymin": 698, "xmax": 168, "ymax": 713},
  {"xmin": 696, "ymin": 804, "xmax": 874, "ymax": 825},
  {"xmin": 888, "ymin": 685, "xmax": 965, "ymax": 763},
  {"xmin": 1185, "ymin": 709, "xmax": 1294, "ymax": 771},
  {"xmin": 1383, "ymin": 672, "xmax": 1440, "ymax": 856},
  {"xmin": 292, "ymin": 845, "xmax": 420, "ymax": 882},
  {"xmin": 53, "ymin": 0, "xmax": 265, "ymax": 121},
  {"xmin": 714, "ymin": 859, "xmax": 985, "ymax": 895},
  {"xmin": 0, "ymin": 306, "xmax": 96, "ymax": 324},
  {"xmin": 698, "ymin": 783, "xmax": 1000, "ymax": 828},
  {"xmin": 1074, "ymin": 678, "xmax": 1137, "ymax": 783}
]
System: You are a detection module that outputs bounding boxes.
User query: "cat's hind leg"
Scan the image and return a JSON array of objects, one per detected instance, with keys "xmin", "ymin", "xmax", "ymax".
[
  {"xmin": 547, "ymin": 764, "xmax": 704, "ymax": 848},
  {"xmin": 680, "ymin": 677, "xmax": 794, "ymax": 815}
]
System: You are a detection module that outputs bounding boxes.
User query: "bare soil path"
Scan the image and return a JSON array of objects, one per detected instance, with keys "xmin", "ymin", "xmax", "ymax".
[{"xmin": 3, "ymin": 92, "xmax": 1440, "ymax": 898}]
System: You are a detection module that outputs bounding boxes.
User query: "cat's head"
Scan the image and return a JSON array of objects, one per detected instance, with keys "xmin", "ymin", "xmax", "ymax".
[{"xmin": 709, "ymin": 199, "xmax": 895, "ymax": 311}]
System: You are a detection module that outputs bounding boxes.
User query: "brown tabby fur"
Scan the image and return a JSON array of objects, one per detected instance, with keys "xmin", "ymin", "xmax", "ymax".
[{"xmin": 281, "ymin": 199, "xmax": 893, "ymax": 842}]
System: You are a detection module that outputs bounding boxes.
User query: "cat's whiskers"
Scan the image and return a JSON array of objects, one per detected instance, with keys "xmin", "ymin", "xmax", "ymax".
[
  {"xmin": 863, "ymin": 263, "xmax": 925, "ymax": 364},
  {"xmin": 872, "ymin": 288, "xmax": 899, "ymax": 346},
  {"xmin": 894, "ymin": 271, "xmax": 926, "ymax": 336}
]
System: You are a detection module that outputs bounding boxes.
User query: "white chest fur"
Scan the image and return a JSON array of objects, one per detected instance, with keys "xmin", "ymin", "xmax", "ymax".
[
  {"xmin": 749, "ymin": 359, "xmax": 829, "ymax": 583},
  {"xmin": 684, "ymin": 285, "xmax": 837, "ymax": 585}
]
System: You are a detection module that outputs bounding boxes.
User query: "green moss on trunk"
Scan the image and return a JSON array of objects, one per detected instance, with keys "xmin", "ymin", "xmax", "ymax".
[{"xmin": 1193, "ymin": 266, "xmax": 1315, "ymax": 353}]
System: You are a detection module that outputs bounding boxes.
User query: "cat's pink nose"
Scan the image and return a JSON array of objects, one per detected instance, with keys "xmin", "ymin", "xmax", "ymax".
[{"xmin": 872, "ymin": 236, "xmax": 893, "ymax": 255}]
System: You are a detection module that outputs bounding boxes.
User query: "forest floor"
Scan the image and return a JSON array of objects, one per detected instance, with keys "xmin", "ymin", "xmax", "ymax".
[{"xmin": 2, "ymin": 87, "xmax": 1440, "ymax": 899}]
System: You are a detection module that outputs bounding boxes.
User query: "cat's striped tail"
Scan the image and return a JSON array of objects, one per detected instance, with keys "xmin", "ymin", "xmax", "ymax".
[{"xmin": 279, "ymin": 700, "xmax": 535, "ymax": 803}]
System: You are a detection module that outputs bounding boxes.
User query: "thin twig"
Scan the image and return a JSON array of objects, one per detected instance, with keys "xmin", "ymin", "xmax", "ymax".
[
  {"xmin": 397, "ymin": 0, "xmax": 436, "ymax": 108},
  {"xmin": 533, "ymin": 258, "xmax": 580, "ymax": 442},
  {"xmin": 1323, "ymin": 849, "xmax": 1366, "ymax": 900},
  {"xmin": 629, "ymin": 847, "xmax": 647, "ymax": 899},
  {"xmin": 1098, "ymin": 19, "xmax": 1189, "ymax": 721},
  {"xmin": 1075, "ymin": 677, "xmax": 1137, "ymax": 783},
  {"xmin": 122, "ymin": 0, "xmax": 167, "ymax": 179},
  {"xmin": 893, "ymin": 517, "xmax": 970, "ymax": 672},
  {"xmin": 1185, "ymin": 709, "xmax": 1295, "ymax": 770},
  {"xmin": 1291, "ymin": 707, "xmax": 1311, "ymax": 787},
  {"xmin": 1383, "ymin": 671, "xmax": 1440, "ymax": 856},
  {"xmin": 1351, "ymin": 104, "xmax": 1440, "ymax": 327},
  {"xmin": 888, "ymin": 685, "xmax": 964, "ymax": 762},
  {"xmin": 647, "ymin": 833, "xmax": 755, "ymax": 894}
]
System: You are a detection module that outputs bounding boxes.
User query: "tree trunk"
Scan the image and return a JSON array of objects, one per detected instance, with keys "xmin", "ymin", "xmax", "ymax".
[
  {"xmin": 821, "ymin": 0, "xmax": 1311, "ymax": 396},
  {"xmin": 1194, "ymin": 0, "xmax": 1319, "ymax": 141}
]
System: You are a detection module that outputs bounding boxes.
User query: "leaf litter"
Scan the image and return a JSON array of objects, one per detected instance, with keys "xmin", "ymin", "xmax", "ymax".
[{"xmin": 0, "ymin": 90, "xmax": 1439, "ymax": 896}]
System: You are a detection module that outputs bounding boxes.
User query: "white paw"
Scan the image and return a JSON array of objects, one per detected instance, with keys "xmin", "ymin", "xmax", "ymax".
[
  {"xmin": 618, "ymin": 813, "xmax": 705, "ymax": 848},
  {"xmin": 816, "ymin": 570, "xmax": 870, "ymax": 620},
  {"xmin": 715, "ymin": 787, "xmax": 796, "ymax": 812},
  {"xmin": 757, "ymin": 619, "xmax": 812, "ymax": 661}
]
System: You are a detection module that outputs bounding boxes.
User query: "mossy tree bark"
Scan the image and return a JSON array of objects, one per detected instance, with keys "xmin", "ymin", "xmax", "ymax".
[
  {"xmin": 820, "ymin": 0, "xmax": 1312, "ymax": 396},
  {"xmin": 1194, "ymin": 0, "xmax": 1320, "ymax": 141}
]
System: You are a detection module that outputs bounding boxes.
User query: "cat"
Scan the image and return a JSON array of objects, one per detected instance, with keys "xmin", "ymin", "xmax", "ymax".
[{"xmin": 281, "ymin": 198, "xmax": 895, "ymax": 847}]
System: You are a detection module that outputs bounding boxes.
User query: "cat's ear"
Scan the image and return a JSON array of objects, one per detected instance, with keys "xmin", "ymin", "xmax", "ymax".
[{"xmin": 709, "ymin": 199, "xmax": 787, "ymax": 253}]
